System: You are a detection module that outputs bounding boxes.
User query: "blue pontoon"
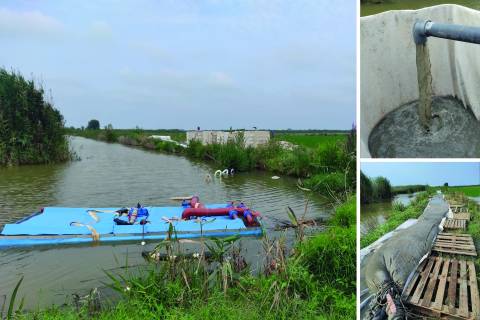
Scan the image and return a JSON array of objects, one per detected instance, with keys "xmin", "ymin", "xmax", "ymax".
[{"xmin": 0, "ymin": 204, "xmax": 263, "ymax": 248}]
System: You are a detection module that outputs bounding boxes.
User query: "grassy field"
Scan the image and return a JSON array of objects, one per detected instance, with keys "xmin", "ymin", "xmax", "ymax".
[
  {"xmin": 431, "ymin": 185, "xmax": 480, "ymax": 197},
  {"xmin": 361, "ymin": 0, "xmax": 480, "ymax": 16},
  {"xmin": 273, "ymin": 133, "xmax": 347, "ymax": 149}
]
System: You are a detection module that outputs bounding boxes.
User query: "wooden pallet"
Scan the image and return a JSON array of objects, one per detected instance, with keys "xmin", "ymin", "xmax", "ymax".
[
  {"xmin": 403, "ymin": 256, "xmax": 480, "ymax": 319},
  {"xmin": 453, "ymin": 212, "xmax": 471, "ymax": 221},
  {"xmin": 449, "ymin": 203, "xmax": 466, "ymax": 208},
  {"xmin": 444, "ymin": 219, "xmax": 467, "ymax": 230},
  {"xmin": 433, "ymin": 233, "xmax": 477, "ymax": 257}
]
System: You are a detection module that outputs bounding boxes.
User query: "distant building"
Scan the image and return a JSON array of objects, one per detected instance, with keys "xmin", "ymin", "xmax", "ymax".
[
  {"xmin": 149, "ymin": 135, "xmax": 173, "ymax": 141},
  {"xmin": 186, "ymin": 130, "xmax": 270, "ymax": 147}
]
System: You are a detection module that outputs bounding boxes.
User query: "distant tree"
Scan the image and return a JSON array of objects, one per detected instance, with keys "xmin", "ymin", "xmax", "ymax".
[
  {"xmin": 443, "ymin": 182, "xmax": 449, "ymax": 192},
  {"xmin": 87, "ymin": 119, "xmax": 100, "ymax": 130},
  {"xmin": 374, "ymin": 177, "xmax": 392, "ymax": 200},
  {"xmin": 360, "ymin": 171, "xmax": 373, "ymax": 204}
]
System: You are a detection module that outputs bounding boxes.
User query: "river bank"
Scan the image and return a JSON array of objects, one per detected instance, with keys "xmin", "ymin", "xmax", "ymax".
[
  {"xmin": 360, "ymin": 192, "xmax": 418, "ymax": 235},
  {"xmin": 360, "ymin": 191, "xmax": 431, "ymax": 248},
  {"xmin": 66, "ymin": 128, "xmax": 356, "ymax": 199}
]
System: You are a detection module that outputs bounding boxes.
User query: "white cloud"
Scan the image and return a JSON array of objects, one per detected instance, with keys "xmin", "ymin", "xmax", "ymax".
[{"xmin": 0, "ymin": 8, "xmax": 63, "ymax": 37}]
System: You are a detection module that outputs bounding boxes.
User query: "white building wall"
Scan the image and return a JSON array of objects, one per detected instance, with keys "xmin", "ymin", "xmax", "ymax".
[{"xmin": 186, "ymin": 130, "xmax": 270, "ymax": 147}]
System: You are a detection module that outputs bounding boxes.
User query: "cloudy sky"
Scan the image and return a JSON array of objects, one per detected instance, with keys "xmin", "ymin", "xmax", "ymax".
[
  {"xmin": 361, "ymin": 162, "xmax": 480, "ymax": 186},
  {"xmin": 0, "ymin": 0, "xmax": 356, "ymax": 130}
]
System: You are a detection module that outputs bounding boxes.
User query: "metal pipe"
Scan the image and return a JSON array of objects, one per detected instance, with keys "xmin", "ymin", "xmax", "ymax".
[{"xmin": 413, "ymin": 20, "xmax": 480, "ymax": 45}]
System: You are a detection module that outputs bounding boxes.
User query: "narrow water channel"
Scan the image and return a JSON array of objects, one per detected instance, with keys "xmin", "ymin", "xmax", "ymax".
[
  {"xmin": 0, "ymin": 137, "xmax": 331, "ymax": 309},
  {"xmin": 360, "ymin": 193, "xmax": 416, "ymax": 235}
]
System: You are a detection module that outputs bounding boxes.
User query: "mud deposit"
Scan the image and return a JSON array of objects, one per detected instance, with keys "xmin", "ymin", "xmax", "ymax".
[{"xmin": 369, "ymin": 96, "xmax": 480, "ymax": 158}]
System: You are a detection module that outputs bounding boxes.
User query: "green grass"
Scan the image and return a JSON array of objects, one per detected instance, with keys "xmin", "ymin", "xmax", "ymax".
[
  {"xmin": 360, "ymin": 192, "xmax": 431, "ymax": 248},
  {"xmin": 273, "ymin": 134, "xmax": 347, "ymax": 149},
  {"xmin": 361, "ymin": 0, "xmax": 480, "ymax": 17},
  {"xmin": 14, "ymin": 197, "xmax": 356, "ymax": 320},
  {"xmin": 437, "ymin": 185, "xmax": 480, "ymax": 197},
  {"xmin": 65, "ymin": 128, "xmax": 186, "ymax": 143}
]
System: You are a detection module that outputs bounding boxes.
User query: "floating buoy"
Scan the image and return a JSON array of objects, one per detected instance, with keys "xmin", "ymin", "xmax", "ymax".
[
  {"xmin": 205, "ymin": 174, "xmax": 212, "ymax": 183},
  {"xmin": 271, "ymin": 176, "xmax": 280, "ymax": 180},
  {"xmin": 214, "ymin": 169, "xmax": 231, "ymax": 177}
]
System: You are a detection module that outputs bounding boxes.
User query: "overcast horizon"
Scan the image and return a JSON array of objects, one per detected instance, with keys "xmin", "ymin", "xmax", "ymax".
[{"xmin": 0, "ymin": 0, "xmax": 355, "ymax": 130}]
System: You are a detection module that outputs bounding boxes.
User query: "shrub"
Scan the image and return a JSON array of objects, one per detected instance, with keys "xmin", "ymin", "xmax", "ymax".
[
  {"xmin": 330, "ymin": 196, "xmax": 356, "ymax": 228},
  {"xmin": 392, "ymin": 201, "xmax": 406, "ymax": 212},
  {"xmin": 0, "ymin": 68, "xmax": 71, "ymax": 165},
  {"xmin": 298, "ymin": 226, "xmax": 356, "ymax": 293},
  {"xmin": 303, "ymin": 172, "xmax": 346, "ymax": 195}
]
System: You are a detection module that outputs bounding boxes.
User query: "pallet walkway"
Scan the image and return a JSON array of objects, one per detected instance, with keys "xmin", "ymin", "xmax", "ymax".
[
  {"xmin": 433, "ymin": 233, "xmax": 477, "ymax": 257},
  {"xmin": 403, "ymin": 256, "xmax": 480, "ymax": 319},
  {"xmin": 444, "ymin": 219, "xmax": 467, "ymax": 230},
  {"xmin": 450, "ymin": 203, "xmax": 466, "ymax": 208},
  {"xmin": 453, "ymin": 212, "xmax": 471, "ymax": 221}
]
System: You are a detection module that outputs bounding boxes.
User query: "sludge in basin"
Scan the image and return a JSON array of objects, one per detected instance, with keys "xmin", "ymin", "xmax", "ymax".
[
  {"xmin": 360, "ymin": 5, "xmax": 480, "ymax": 158},
  {"xmin": 368, "ymin": 96, "xmax": 480, "ymax": 158}
]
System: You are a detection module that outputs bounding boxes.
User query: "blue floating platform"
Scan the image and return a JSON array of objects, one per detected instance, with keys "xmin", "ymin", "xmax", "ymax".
[{"xmin": 0, "ymin": 204, "xmax": 263, "ymax": 248}]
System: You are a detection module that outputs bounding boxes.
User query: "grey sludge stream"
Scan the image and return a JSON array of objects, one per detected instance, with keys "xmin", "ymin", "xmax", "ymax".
[{"xmin": 0, "ymin": 137, "xmax": 331, "ymax": 309}]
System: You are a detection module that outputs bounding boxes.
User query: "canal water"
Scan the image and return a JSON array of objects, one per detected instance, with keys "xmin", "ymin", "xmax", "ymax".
[
  {"xmin": 360, "ymin": 193, "xmax": 416, "ymax": 235},
  {"xmin": 0, "ymin": 137, "xmax": 331, "ymax": 309},
  {"xmin": 361, "ymin": 0, "xmax": 480, "ymax": 17}
]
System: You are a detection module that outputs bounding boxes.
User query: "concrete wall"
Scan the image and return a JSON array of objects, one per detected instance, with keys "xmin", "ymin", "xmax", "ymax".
[{"xmin": 186, "ymin": 130, "xmax": 270, "ymax": 147}]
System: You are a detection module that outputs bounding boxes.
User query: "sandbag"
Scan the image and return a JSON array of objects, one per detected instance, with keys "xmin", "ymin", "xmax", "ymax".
[
  {"xmin": 364, "ymin": 195, "xmax": 448, "ymax": 292},
  {"xmin": 361, "ymin": 5, "xmax": 480, "ymax": 157}
]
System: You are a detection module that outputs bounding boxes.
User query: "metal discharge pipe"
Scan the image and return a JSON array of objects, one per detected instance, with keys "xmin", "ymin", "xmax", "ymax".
[{"xmin": 413, "ymin": 20, "xmax": 480, "ymax": 45}]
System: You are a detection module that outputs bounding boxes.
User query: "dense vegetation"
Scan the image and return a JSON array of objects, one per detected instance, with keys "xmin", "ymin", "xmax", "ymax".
[
  {"xmin": 0, "ymin": 69, "xmax": 70, "ymax": 166},
  {"xmin": 68, "ymin": 128, "xmax": 356, "ymax": 199},
  {"xmin": 7, "ymin": 197, "xmax": 356, "ymax": 320},
  {"xmin": 360, "ymin": 172, "xmax": 428, "ymax": 204},
  {"xmin": 360, "ymin": 172, "xmax": 392, "ymax": 204},
  {"xmin": 392, "ymin": 185, "xmax": 427, "ymax": 196},
  {"xmin": 361, "ymin": 191, "xmax": 431, "ymax": 248}
]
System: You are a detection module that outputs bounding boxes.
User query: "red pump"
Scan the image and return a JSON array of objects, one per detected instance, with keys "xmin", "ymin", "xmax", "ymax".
[{"xmin": 181, "ymin": 197, "xmax": 260, "ymax": 226}]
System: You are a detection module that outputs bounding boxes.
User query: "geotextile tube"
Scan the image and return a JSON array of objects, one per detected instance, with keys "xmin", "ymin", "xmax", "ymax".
[
  {"xmin": 360, "ymin": 5, "xmax": 480, "ymax": 157},
  {"xmin": 363, "ymin": 196, "xmax": 448, "ymax": 319}
]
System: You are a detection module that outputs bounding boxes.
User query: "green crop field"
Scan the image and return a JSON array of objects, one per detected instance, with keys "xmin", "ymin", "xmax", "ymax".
[
  {"xmin": 434, "ymin": 185, "xmax": 480, "ymax": 197},
  {"xmin": 273, "ymin": 133, "xmax": 347, "ymax": 148}
]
